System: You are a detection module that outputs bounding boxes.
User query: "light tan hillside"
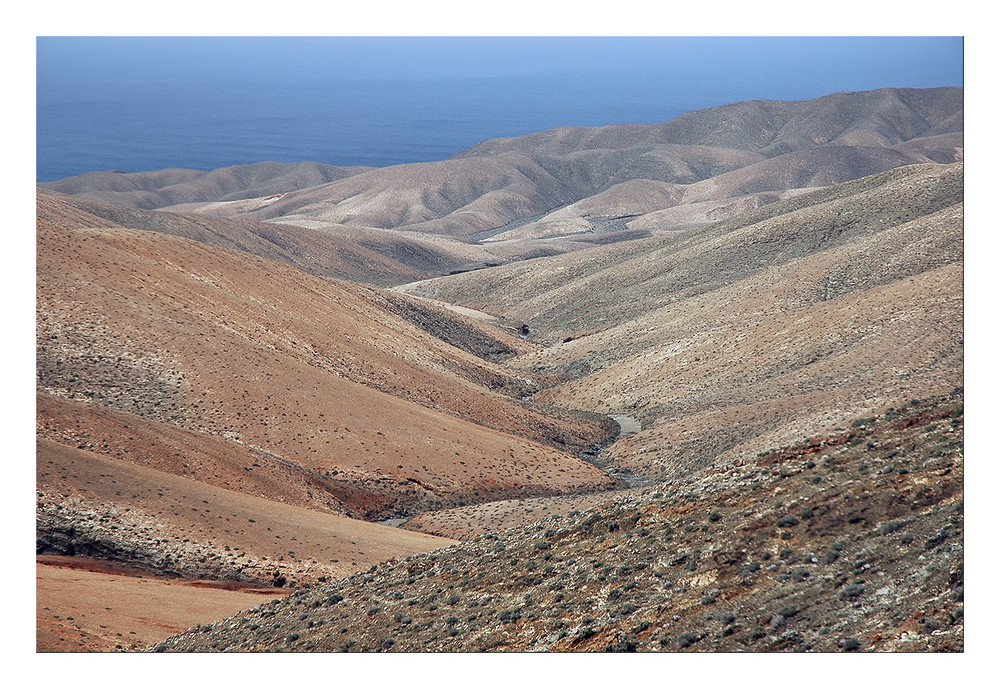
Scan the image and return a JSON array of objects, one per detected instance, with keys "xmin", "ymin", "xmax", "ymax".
[
  {"xmin": 36, "ymin": 200, "xmax": 618, "ymax": 520},
  {"xmin": 401, "ymin": 163, "xmax": 963, "ymax": 483},
  {"xmin": 238, "ymin": 93, "xmax": 958, "ymax": 240},
  {"xmin": 401, "ymin": 163, "xmax": 962, "ymax": 340}
]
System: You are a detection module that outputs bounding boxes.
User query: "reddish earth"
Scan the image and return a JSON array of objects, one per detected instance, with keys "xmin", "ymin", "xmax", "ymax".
[
  {"xmin": 36, "ymin": 558, "xmax": 287, "ymax": 652},
  {"xmin": 36, "ymin": 191, "xmax": 618, "ymax": 519},
  {"xmin": 37, "ymin": 392, "xmax": 390, "ymax": 517},
  {"xmin": 37, "ymin": 438, "xmax": 457, "ymax": 586}
]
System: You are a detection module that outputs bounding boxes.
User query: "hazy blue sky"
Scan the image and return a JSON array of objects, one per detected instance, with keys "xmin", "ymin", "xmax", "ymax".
[{"xmin": 37, "ymin": 36, "xmax": 963, "ymax": 94}]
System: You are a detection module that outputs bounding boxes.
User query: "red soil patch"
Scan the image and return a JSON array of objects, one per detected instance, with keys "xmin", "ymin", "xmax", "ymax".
[{"xmin": 36, "ymin": 559, "xmax": 287, "ymax": 652}]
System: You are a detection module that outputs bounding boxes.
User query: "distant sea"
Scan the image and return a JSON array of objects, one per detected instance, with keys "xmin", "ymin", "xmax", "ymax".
[{"xmin": 36, "ymin": 74, "xmax": 742, "ymax": 182}]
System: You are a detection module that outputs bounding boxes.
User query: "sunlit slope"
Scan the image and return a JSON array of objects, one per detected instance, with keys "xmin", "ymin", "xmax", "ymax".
[
  {"xmin": 401, "ymin": 163, "xmax": 963, "ymax": 481},
  {"xmin": 36, "ymin": 198, "xmax": 618, "ymax": 518}
]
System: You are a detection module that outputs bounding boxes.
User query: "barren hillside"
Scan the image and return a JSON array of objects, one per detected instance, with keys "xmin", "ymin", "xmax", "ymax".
[
  {"xmin": 400, "ymin": 163, "xmax": 963, "ymax": 486},
  {"xmin": 36, "ymin": 195, "xmax": 619, "ymax": 523},
  {"xmin": 37, "ymin": 438, "xmax": 456, "ymax": 587},
  {"xmin": 236, "ymin": 89, "xmax": 962, "ymax": 240},
  {"xmin": 35, "ymin": 188, "xmax": 622, "ymax": 650},
  {"xmin": 44, "ymin": 88, "xmax": 962, "ymax": 252},
  {"xmin": 36, "ymin": 86, "xmax": 963, "ymax": 654},
  {"xmin": 37, "ymin": 188, "xmax": 478, "ymax": 286},
  {"xmin": 40, "ymin": 160, "xmax": 373, "ymax": 209},
  {"xmin": 157, "ymin": 391, "xmax": 963, "ymax": 652}
]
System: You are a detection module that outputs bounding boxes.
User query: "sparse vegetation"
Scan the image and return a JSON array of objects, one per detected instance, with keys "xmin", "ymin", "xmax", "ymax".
[{"xmin": 36, "ymin": 89, "xmax": 963, "ymax": 653}]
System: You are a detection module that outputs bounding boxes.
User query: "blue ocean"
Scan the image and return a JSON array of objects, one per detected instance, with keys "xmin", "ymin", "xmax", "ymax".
[{"xmin": 36, "ymin": 74, "xmax": 726, "ymax": 182}]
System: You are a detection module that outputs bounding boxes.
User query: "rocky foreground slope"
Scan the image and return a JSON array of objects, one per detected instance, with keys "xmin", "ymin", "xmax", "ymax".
[{"xmin": 157, "ymin": 390, "xmax": 962, "ymax": 652}]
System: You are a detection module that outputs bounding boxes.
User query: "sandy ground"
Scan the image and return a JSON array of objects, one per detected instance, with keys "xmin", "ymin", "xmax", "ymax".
[{"xmin": 36, "ymin": 557, "xmax": 287, "ymax": 652}]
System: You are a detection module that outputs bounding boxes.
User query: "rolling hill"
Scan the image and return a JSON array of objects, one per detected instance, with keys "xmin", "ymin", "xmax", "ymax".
[
  {"xmin": 36, "ymin": 86, "xmax": 963, "ymax": 653},
  {"xmin": 36, "ymin": 192, "xmax": 619, "ymax": 520},
  {"xmin": 400, "ymin": 162, "xmax": 963, "ymax": 486},
  {"xmin": 157, "ymin": 390, "xmax": 963, "ymax": 652},
  {"xmin": 39, "ymin": 160, "xmax": 373, "ymax": 210},
  {"xmin": 44, "ymin": 88, "xmax": 962, "ymax": 253}
]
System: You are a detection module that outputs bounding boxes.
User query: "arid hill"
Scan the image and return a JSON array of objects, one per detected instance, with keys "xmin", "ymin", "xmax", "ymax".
[
  {"xmin": 37, "ymin": 438, "xmax": 457, "ymax": 587},
  {"xmin": 36, "ymin": 192, "xmax": 620, "ymax": 524},
  {"xmin": 35, "ymin": 184, "xmax": 622, "ymax": 649},
  {"xmin": 156, "ymin": 390, "xmax": 963, "ymax": 652},
  {"xmin": 36, "ymin": 87, "xmax": 963, "ymax": 653},
  {"xmin": 400, "ymin": 163, "xmax": 963, "ymax": 487},
  {"xmin": 36, "ymin": 188, "xmax": 487, "ymax": 286},
  {"xmin": 234, "ymin": 88, "xmax": 961, "ymax": 241},
  {"xmin": 37, "ymin": 187, "xmax": 633, "ymax": 288},
  {"xmin": 456, "ymin": 88, "xmax": 962, "ymax": 159},
  {"xmin": 43, "ymin": 88, "xmax": 962, "ymax": 252},
  {"xmin": 40, "ymin": 160, "xmax": 373, "ymax": 210}
]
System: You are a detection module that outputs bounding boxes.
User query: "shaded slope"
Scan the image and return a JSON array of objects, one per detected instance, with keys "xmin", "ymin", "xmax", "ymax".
[{"xmin": 36, "ymin": 438, "xmax": 457, "ymax": 587}]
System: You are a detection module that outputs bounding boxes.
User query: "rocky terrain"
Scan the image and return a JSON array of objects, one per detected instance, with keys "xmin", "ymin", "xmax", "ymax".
[
  {"xmin": 157, "ymin": 390, "xmax": 963, "ymax": 652},
  {"xmin": 402, "ymin": 163, "xmax": 963, "ymax": 490},
  {"xmin": 36, "ymin": 87, "xmax": 963, "ymax": 653}
]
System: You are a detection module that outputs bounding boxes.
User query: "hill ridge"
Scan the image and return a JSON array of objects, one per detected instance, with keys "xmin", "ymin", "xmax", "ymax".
[{"xmin": 41, "ymin": 88, "xmax": 962, "ymax": 249}]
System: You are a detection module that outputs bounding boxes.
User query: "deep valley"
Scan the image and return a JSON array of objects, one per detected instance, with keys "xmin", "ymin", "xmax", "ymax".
[{"xmin": 35, "ymin": 86, "xmax": 964, "ymax": 653}]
